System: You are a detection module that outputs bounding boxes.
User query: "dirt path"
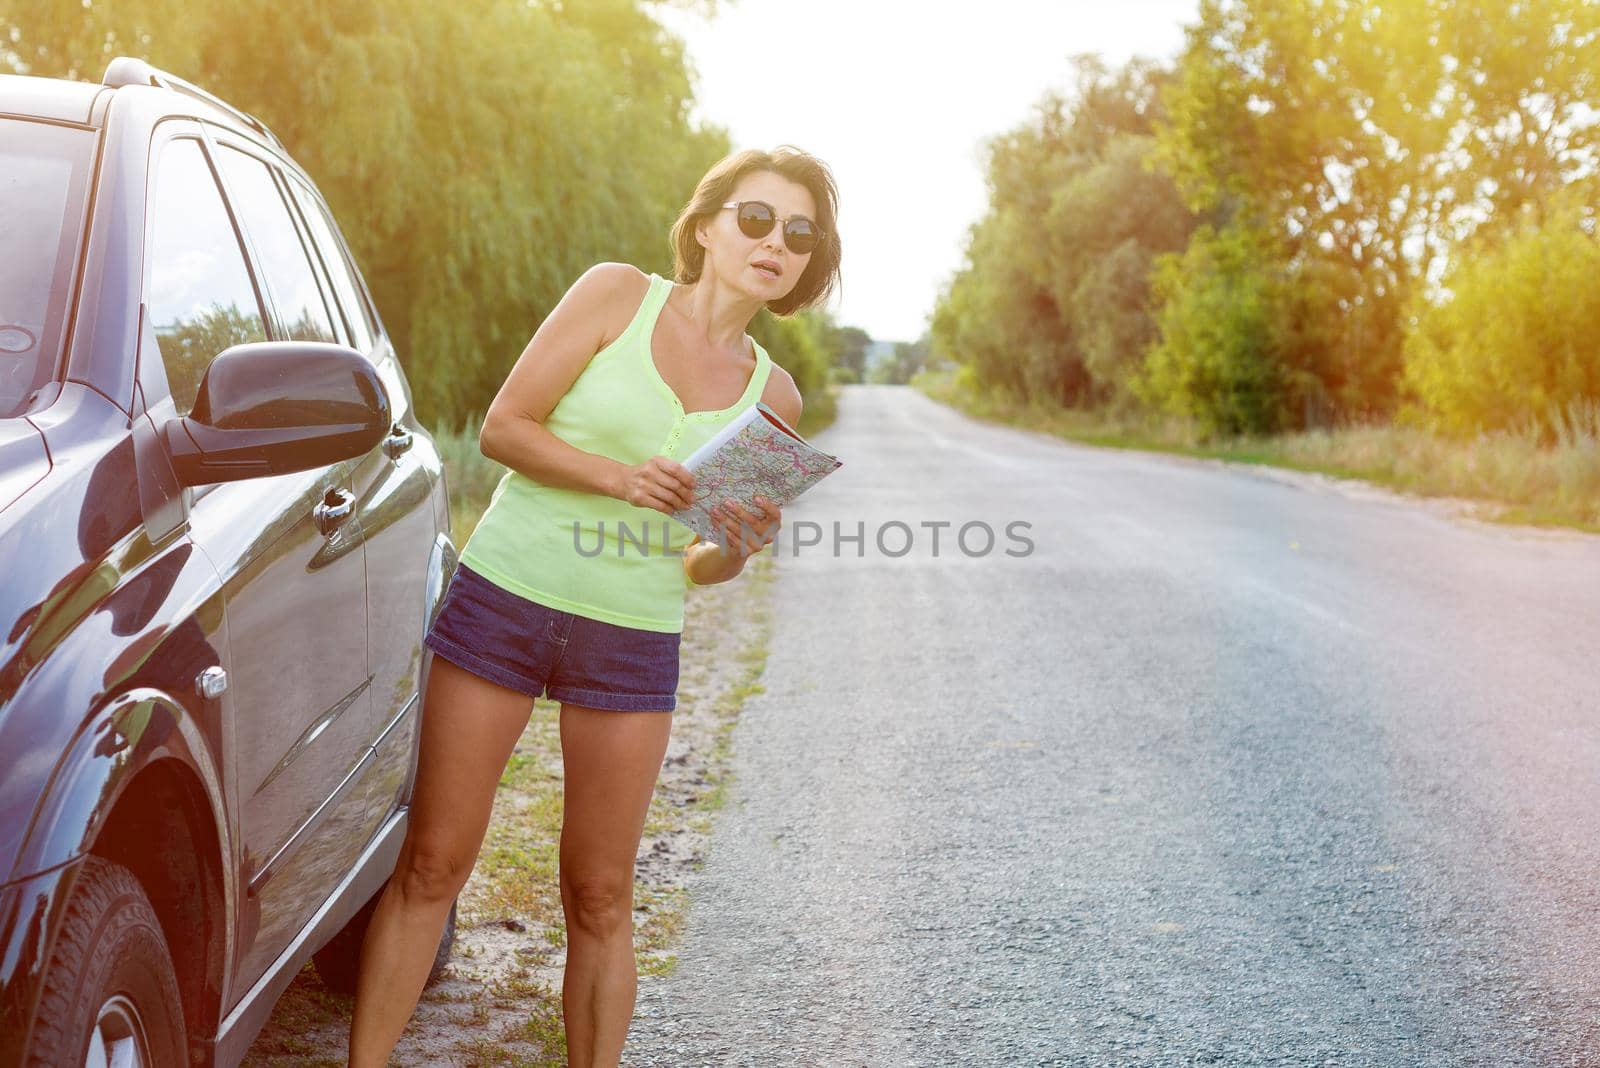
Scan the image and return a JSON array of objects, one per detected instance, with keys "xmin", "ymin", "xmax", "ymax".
[{"xmin": 241, "ymin": 555, "xmax": 776, "ymax": 1066}]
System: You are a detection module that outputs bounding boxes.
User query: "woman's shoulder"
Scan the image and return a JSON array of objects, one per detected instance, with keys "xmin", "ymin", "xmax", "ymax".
[
  {"xmin": 583, "ymin": 261, "xmax": 651, "ymax": 289},
  {"xmin": 759, "ymin": 360, "xmax": 804, "ymax": 427},
  {"xmin": 579, "ymin": 262, "xmax": 655, "ymax": 349},
  {"xmin": 580, "ymin": 261, "xmax": 654, "ymax": 307}
]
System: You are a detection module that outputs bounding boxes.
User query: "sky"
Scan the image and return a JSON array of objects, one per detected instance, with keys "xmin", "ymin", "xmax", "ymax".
[{"xmin": 651, "ymin": 0, "xmax": 1201, "ymax": 344}]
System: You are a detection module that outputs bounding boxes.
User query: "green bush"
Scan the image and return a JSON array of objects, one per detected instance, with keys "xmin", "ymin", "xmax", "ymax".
[
  {"xmin": 1401, "ymin": 195, "xmax": 1600, "ymax": 438},
  {"xmin": 1134, "ymin": 221, "xmax": 1295, "ymax": 438},
  {"xmin": 751, "ymin": 309, "xmax": 836, "ymax": 430}
]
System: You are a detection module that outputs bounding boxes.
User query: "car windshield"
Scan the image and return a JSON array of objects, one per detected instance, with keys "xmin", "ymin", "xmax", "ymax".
[{"xmin": 0, "ymin": 117, "xmax": 96, "ymax": 418}]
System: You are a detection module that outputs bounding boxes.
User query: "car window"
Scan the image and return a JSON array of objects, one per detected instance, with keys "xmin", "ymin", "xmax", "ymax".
[
  {"xmin": 213, "ymin": 145, "xmax": 339, "ymax": 344},
  {"xmin": 146, "ymin": 138, "xmax": 268, "ymax": 418},
  {"xmin": 285, "ymin": 179, "xmax": 374, "ymax": 353},
  {"xmin": 0, "ymin": 118, "xmax": 96, "ymax": 418},
  {"xmin": 268, "ymin": 169, "xmax": 354, "ymax": 351}
]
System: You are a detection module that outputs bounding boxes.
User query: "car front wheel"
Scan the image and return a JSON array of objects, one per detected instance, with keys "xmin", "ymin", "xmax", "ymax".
[{"xmin": 25, "ymin": 854, "xmax": 188, "ymax": 1068}]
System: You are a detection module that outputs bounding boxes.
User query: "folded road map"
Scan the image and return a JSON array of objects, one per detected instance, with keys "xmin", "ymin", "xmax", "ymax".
[{"xmin": 672, "ymin": 401, "xmax": 842, "ymax": 547}]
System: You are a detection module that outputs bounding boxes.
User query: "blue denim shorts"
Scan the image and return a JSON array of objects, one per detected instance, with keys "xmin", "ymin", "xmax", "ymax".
[{"xmin": 423, "ymin": 563, "xmax": 680, "ymax": 712}]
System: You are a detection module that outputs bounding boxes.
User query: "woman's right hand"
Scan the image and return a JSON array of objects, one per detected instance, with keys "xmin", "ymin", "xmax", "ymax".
[{"xmin": 616, "ymin": 455, "xmax": 696, "ymax": 515}]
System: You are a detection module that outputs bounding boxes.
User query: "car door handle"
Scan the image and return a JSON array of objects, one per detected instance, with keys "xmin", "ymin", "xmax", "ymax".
[
  {"xmin": 381, "ymin": 422, "xmax": 413, "ymax": 460},
  {"xmin": 314, "ymin": 486, "xmax": 355, "ymax": 537}
]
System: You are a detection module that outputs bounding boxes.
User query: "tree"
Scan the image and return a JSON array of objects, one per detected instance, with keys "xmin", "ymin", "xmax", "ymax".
[
  {"xmin": 828, "ymin": 325, "xmax": 872, "ymax": 384},
  {"xmin": 1152, "ymin": 0, "xmax": 1600, "ymax": 421},
  {"xmin": 1, "ymin": 0, "xmax": 758, "ymax": 427},
  {"xmin": 1135, "ymin": 221, "xmax": 1295, "ymax": 437},
  {"xmin": 930, "ymin": 56, "xmax": 1195, "ymax": 410},
  {"xmin": 1400, "ymin": 187, "xmax": 1600, "ymax": 437},
  {"xmin": 1045, "ymin": 132, "xmax": 1197, "ymax": 407},
  {"xmin": 869, "ymin": 335, "xmax": 931, "ymax": 386}
]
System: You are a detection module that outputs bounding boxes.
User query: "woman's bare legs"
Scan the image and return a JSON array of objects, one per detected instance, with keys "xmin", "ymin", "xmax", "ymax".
[
  {"xmin": 347, "ymin": 656, "xmax": 535, "ymax": 1067},
  {"xmin": 558, "ymin": 703, "xmax": 673, "ymax": 1068}
]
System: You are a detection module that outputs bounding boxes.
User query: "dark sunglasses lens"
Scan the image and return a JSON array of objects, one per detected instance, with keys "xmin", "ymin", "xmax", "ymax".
[
  {"xmin": 784, "ymin": 219, "xmax": 819, "ymax": 253},
  {"xmin": 736, "ymin": 202, "xmax": 775, "ymax": 237}
]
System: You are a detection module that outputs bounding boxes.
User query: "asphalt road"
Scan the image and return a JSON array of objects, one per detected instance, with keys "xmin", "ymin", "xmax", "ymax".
[{"xmin": 627, "ymin": 383, "xmax": 1600, "ymax": 1066}]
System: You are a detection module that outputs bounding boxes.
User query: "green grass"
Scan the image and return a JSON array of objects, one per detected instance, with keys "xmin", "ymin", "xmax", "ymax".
[
  {"xmin": 461, "ymin": 696, "xmax": 566, "ymax": 932},
  {"xmin": 912, "ymin": 369, "xmax": 1600, "ymax": 533}
]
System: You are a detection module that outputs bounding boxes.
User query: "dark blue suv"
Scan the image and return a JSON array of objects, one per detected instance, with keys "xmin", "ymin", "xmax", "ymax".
[{"xmin": 0, "ymin": 57, "xmax": 459, "ymax": 1066}]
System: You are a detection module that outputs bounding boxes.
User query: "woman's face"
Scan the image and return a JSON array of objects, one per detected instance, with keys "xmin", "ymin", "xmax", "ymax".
[{"xmin": 697, "ymin": 171, "xmax": 819, "ymax": 300}]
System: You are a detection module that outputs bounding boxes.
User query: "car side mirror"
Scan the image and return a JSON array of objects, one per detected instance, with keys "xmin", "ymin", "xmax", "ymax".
[{"xmin": 160, "ymin": 341, "xmax": 391, "ymax": 486}]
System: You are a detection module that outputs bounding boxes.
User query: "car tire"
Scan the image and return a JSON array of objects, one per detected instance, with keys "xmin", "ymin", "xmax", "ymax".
[
  {"xmin": 25, "ymin": 854, "xmax": 189, "ymax": 1068},
  {"xmin": 312, "ymin": 882, "xmax": 457, "ymax": 997}
]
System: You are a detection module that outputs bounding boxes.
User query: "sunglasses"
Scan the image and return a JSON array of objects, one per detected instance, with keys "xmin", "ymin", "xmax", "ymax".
[{"xmin": 721, "ymin": 200, "xmax": 824, "ymax": 255}]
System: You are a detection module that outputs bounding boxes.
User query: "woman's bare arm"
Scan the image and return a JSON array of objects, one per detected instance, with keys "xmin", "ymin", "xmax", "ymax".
[{"xmin": 479, "ymin": 263, "xmax": 693, "ymax": 512}]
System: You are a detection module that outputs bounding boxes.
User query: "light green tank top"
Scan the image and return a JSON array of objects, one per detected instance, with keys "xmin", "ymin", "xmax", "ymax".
[{"xmin": 459, "ymin": 270, "xmax": 773, "ymax": 633}]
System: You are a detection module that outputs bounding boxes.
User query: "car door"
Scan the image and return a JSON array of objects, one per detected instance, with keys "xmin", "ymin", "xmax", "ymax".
[
  {"xmin": 280, "ymin": 175, "xmax": 438, "ymax": 783},
  {"xmin": 142, "ymin": 129, "xmax": 375, "ymax": 998}
]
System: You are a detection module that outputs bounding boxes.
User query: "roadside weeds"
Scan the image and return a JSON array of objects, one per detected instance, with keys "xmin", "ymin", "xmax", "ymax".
[{"xmin": 911, "ymin": 370, "xmax": 1600, "ymax": 535}]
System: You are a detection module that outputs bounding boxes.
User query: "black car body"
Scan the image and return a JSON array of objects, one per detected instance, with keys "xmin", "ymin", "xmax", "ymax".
[{"xmin": 0, "ymin": 58, "xmax": 456, "ymax": 1066}]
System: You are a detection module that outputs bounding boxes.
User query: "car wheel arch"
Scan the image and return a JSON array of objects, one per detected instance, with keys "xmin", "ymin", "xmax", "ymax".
[
  {"xmin": 90, "ymin": 756, "xmax": 228, "ymax": 1060},
  {"xmin": 15, "ymin": 692, "xmax": 235, "ymax": 1056}
]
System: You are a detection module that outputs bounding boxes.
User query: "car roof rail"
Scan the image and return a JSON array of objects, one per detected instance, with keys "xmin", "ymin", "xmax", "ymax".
[{"xmin": 102, "ymin": 56, "xmax": 284, "ymax": 150}]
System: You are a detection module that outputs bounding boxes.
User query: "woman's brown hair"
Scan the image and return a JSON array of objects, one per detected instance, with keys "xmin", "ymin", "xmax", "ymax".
[{"xmin": 669, "ymin": 145, "xmax": 842, "ymax": 317}]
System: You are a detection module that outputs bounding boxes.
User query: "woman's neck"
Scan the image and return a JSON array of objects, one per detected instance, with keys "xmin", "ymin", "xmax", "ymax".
[{"xmin": 668, "ymin": 275, "xmax": 760, "ymax": 357}]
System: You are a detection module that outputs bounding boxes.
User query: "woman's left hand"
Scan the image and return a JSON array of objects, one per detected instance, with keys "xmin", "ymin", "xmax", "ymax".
[{"xmin": 711, "ymin": 495, "xmax": 781, "ymax": 558}]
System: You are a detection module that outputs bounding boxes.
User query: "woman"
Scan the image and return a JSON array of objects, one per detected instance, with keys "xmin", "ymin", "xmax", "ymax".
[{"xmin": 347, "ymin": 145, "xmax": 842, "ymax": 1067}]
